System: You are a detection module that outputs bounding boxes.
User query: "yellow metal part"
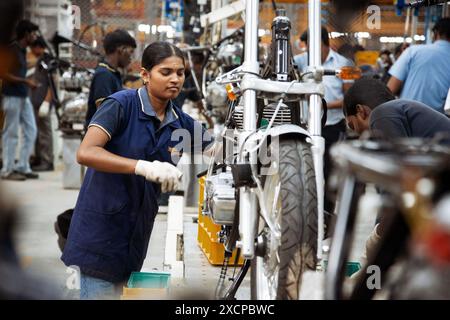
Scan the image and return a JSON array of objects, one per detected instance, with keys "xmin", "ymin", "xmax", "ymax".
[{"xmin": 197, "ymin": 177, "xmax": 244, "ymax": 266}]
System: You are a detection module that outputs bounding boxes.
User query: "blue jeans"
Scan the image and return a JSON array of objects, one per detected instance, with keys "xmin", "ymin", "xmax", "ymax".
[
  {"xmin": 80, "ymin": 273, "xmax": 121, "ymax": 300},
  {"xmin": 1, "ymin": 96, "xmax": 37, "ymax": 175}
]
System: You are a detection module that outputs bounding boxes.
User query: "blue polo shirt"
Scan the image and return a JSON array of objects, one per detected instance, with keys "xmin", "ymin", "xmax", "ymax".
[
  {"xmin": 85, "ymin": 62, "xmax": 123, "ymax": 127},
  {"xmin": 1, "ymin": 42, "xmax": 28, "ymax": 97},
  {"xmin": 62, "ymin": 87, "xmax": 213, "ymax": 282},
  {"xmin": 388, "ymin": 40, "xmax": 450, "ymax": 113},
  {"xmin": 294, "ymin": 49, "xmax": 354, "ymax": 126}
]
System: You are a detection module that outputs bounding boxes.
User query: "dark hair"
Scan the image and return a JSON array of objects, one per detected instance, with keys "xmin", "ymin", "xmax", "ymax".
[
  {"xmin": 353, "ymin": 44, "xmax": 365, "ymax": 51},
  {"xmin": 31, "ymin": 36, "xmax": 47, "ymax": 49},
  {"xmin": 394, "ymin": 43, "xmax": 409, "ymax": 56},
  {"xmin": 300, "ymin": 26, "xmax": 329, "ymax": 47},
  {"xmin": 432, "ymin": 17, "xmax": 450, "ymax": 40},
  {"xmin": 103, "ymin": 29, "xmax": 136, "ymax": 55},
  {"xmin": 15, "ymin": 19, "xmax": 39, "ymax": 40},
  {"xmin": 337, "ymin": 43, "xmax": 355, "ymax": 61},
  {"xmin": 141, "ymin": 41, "xmax": 185, "ymax": 70},
  {"xmin": 343, "ymin": 77, "xmax": 395, "ymax": 116},
  {"xmin": 380, "ymin": 49, "xmax": 391, "ymax": 56}
]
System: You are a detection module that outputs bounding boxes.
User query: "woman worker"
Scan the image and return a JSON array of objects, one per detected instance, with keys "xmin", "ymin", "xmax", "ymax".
[{"xmin": 61, "ymin": 41, "xmax": 213, "ymax": 299}]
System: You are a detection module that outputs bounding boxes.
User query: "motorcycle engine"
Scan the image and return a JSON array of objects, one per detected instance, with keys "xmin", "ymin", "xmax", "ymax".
[
  {"xmin": 58, "ymin": 68, "xmax": 92, "ymax": 135},
  {"xmin": 205, "ymin": 171, "xmax": 236, "ymax": 225},
  {"xmin": 233, "ymin": 101, "xmax": 291, "ymax": 130},
  {"xmin": 59, "ymin": 92, "xmax": 88, "ymax": 134},
  {"xmin": 205, "ymin": 81, "xmax": 228, "ymax": 108},
  {"xmin": 60, "ymin": 70, "xmax": 92, "ymax": 92},
  {"xmin": 216, "ymin": 41, "xmax": 243, "ymax": 67},
  {"xmin": 205, "ymin": 81, "xmax": 229, "ymax": 123}
]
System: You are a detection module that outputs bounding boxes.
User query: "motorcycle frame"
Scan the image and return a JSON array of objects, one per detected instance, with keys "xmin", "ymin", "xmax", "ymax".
[
  {"xmin": 224, "ymin": 0, "xmax": 325, "ymax": 261},
  {"xmin": 325, "ymin": 141, "xmax": 450, "ymax": 299}
]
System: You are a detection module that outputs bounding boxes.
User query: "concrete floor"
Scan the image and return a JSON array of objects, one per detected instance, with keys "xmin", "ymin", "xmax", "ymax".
[
  {"xmin": 2, "ymin": 162, "xmax": 376, "ymax": 300},
  {"xmin": 2, "ymin": 164, "xmax": 248, "ymax": 299}
]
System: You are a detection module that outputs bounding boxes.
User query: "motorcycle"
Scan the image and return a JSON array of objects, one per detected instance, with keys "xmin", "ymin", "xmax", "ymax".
[
  {"xmin": 326, "ymin": 138, "xmax": 450, "ymax": 299},
  {"xmin": 198, "ymin": 0, "xmax": 360, "ymax": 300}
]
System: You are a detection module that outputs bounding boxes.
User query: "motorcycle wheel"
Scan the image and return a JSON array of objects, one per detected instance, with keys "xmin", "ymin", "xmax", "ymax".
[{"xmin": 251, "ymin": 138, "xmax": 318, "ymax": 300}]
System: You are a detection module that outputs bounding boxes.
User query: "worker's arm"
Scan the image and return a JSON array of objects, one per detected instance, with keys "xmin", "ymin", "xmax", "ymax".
[
  {"xmin": 387, "ymin": 76, "xmax": 403, "ymax": 95},
  {"xmin": 37, "ymin": 88, "xmax": 53, "ymax": 117},
  {"xmin": 79, "ymin": 99, "xmax": 182, "ymax": 192},
  {"xmin": 77, "ymin": 126, "xmax": 137, "ymax": 174},
  {"xmin": 44, "ymin": 87, "xmax": 52, "ymax": 102},
  {"xmin": 78, "ymin": 126, "xmax": 182, "ymax": 192},
  {"xmin": 327, "ymin": 81, "xmax": 353, "ymax": 109},
  {"xmin": 387, "ymin": 46, "xmax": 411, "ymax": 96},
  {"xmin": 326, "ymin": 99, "xmax": 343, "ymax": 109},
  {"xmin": 3, "ymin": 72, "xmax": 38, "ymax": 89},
  {"xmin": 78, "ymin": 99, "xmax": 137, "ymax": 173}
]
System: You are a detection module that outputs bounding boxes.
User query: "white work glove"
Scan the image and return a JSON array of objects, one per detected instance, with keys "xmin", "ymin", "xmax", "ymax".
[
  {"xmin": 135, "ymin": 160, "xmax": 183, "ymax": 193},
  {"xmin": 38, "ymin": 101, "xmax": 50, "ymax": 118}
]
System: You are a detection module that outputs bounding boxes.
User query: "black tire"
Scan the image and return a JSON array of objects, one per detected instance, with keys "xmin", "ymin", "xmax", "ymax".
[{"xmin": 251, "ymin": 138, "xmax": 318, "ymax": 300}]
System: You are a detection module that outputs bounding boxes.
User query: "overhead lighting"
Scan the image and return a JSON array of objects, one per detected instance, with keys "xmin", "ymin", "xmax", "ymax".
[
  {"xmin": 379, "ymin": 36, "xmax": 407, "ymax": 43},
  {"xmin": 355, "ymin": 32, "xmax": 370, "ymax": 39},
  {"xmin": 258, "ymin": 29, "xmax": 269, "ymax": 37},
  {"xmin": 166, "ymin": 30, "xmax": 175, "ymax": 39},
  {"xmin": 138, "ymin": 24, "xmax": 151, "ymax": 34},
  {"xmin": 157, "ymin": 25, "xmax": 174, "ymax": 33},
  {"xmin": 379, "ymin": 35, "xmax": 425, "ymax": 43},
  {"xmin": 330, "ymin": 32, "xmax": 347, "ymax": 38},
  {"xmin": 414, "ymin": 34, "xmax": 426, "ymax": 41}
]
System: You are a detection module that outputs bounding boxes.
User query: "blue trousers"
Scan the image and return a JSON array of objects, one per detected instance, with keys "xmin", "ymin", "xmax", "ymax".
[
  {"xmin": 1, "ymin": 96, "xmax": 37, "ymax": 175},
  {"xmin": 80, "ymin": 273, "xmax": 123, "ymax": 300}
]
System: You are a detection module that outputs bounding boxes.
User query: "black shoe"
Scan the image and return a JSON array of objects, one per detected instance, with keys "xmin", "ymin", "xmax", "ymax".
[
  {"xmin": 29, "ymin": 157, "xmax": 40, "ymax": 167},
  {"xmin": 15, "ymin": 171, "xmax": 39, "ymax": 179},
  {"xmin": 1, "ymin": 172, "xmax": 26, "ymax": 181},
  {"xmin": 32, "ymin": 163, "xmax": 54, "ymax": 172}
]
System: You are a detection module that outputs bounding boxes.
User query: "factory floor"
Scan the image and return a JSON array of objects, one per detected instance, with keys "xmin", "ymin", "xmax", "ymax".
[{"xmin": 2, "ymin": 161, "xmax": 375, "ymax": 300}]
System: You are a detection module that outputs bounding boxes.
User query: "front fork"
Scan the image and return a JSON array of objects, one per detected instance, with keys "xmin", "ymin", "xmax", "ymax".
[
  {"xmin": 309, "ymin": 95, "xmax": 325, "ymax": 261},
  {"xmin": 308, "ymin": 0, "xmax": 325, "ymax": 262},
  {"xmin": 236, "ymin": 0, "xmax": 259, "ymax": 260},
  {"xmin": 311, "ymin": 135, "xmax": 325, "ymax": 261},
  {"xmin": 237, "ymin": 90, "xmax": 259, "ymax": 260}
]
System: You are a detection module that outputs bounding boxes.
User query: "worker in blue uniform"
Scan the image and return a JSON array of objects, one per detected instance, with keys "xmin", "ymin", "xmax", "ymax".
[
  {"xmin": 61, "ymin": 41, "xmax": 214, "ymax": 299},
  {"xmin": 85, "ymin": 29, "xmax": 137, "ymax": 128}
]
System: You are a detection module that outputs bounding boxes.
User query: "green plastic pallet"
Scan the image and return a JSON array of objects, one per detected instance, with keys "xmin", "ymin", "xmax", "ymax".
[{"xmin": 127, "ymin": 271, "xmax": 171, "ymax": 289}]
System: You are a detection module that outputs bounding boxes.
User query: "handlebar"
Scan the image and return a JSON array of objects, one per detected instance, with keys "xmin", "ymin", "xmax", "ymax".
[
  {"xmin": 180, "ymin": 45, "xmax": 212, "ymax": 53},
  {"xmin": 300, "ymin": 66, "xmax": 362, "ymax": 81},
  {"xmin": 321, "ymin": 67, "xmax": 362, "ymax": 79},
  {"xmin": 408, "ymin": 0, "xmax": 448, "ymax": 8},
  {"xmin": 323, "ymin": 69, "xmax": 336, "ymax": 76},
  {"xmin": 181, "ymin": 27, "xmax": 244, "ymax": 53}
]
